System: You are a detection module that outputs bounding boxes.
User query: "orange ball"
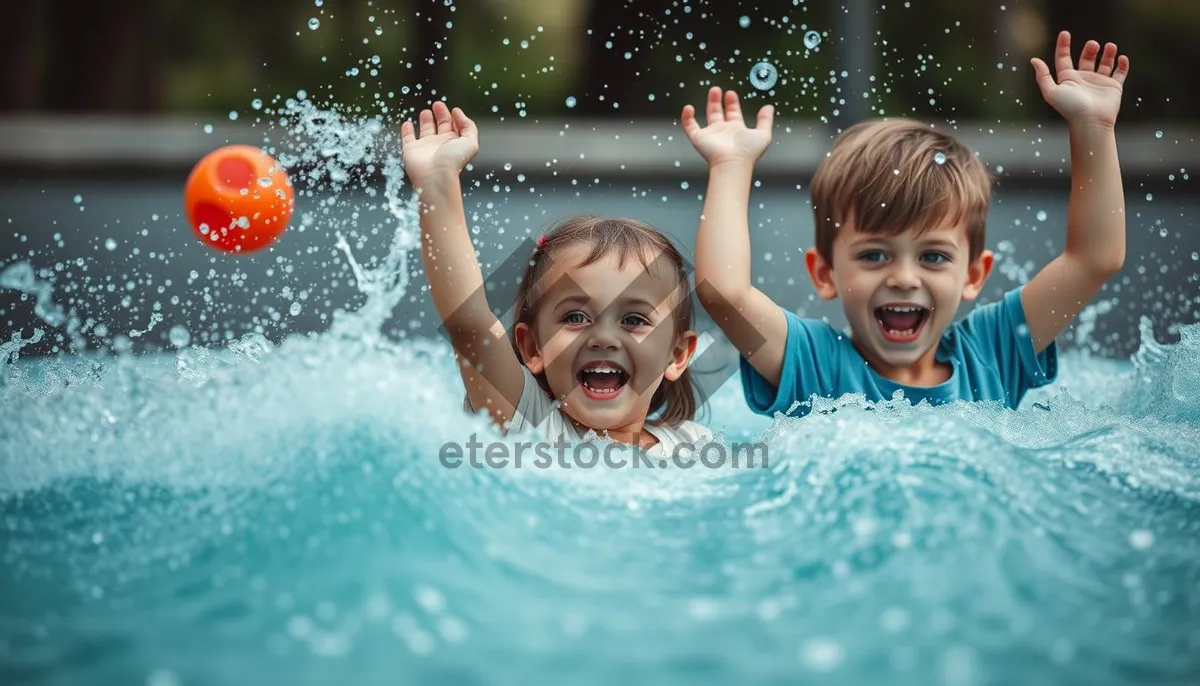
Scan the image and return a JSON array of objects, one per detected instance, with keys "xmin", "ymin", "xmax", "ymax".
[{"xmin": 183, "ymin": 145, "xmax": 295, "ymax": 253}]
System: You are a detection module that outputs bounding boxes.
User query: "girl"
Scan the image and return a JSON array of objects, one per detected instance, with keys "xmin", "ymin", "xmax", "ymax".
[{"xmin": 400, "ymin": 102, "xmax": 711, "ymax": 455}]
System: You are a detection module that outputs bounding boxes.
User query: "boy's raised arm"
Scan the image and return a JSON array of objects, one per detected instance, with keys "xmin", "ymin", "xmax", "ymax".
[
  {"xmin": 402, "ymin": 102, "xmax": 525, "ymax": 426},
  {"xmin": 683, "ymin": 87, "xmax": 789, "ymax": 387},
  {"xmin": 1023, "ymin": 31, "xmax": 1130, "ymax": 353}
]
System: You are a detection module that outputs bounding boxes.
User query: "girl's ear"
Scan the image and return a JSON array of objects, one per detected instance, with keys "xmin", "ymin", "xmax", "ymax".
[
  {"xmin": 513, "ymin": 321, "xmax": 544, "ymax": 373},
  {"xmin": 805, "ymin": 247, "xmax": 838, "ymax": 299},
  {"xmin": 961, "ymin": 249, "xmax": 995, "ymax": 301},
  {"xmin": 664, "ymin": 329, "xmax": 699, "ymax": 381}
]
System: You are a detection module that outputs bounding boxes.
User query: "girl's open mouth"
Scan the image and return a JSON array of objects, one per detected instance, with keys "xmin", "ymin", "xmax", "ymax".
[
  {"xmin": 874, "ymin": 305, "xmax": 930, "ymax": 343},
  {"xmin": 577, "ymin": 362, "xmax": 629, "ymax": 400}
]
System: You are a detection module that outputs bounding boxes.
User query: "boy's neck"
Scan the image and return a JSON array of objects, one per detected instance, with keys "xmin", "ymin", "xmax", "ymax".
[{"xmin": 849, "ymin": 334, "xmax": 952, "ymax": 388}]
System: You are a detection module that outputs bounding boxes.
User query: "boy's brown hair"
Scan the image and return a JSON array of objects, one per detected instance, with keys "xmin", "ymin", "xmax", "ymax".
[
  {"xmin": 809, "ymin": 119, "xmax": 993, "ymax": 263},
  {"xmin": 511, "ymin": 215, "xmax": 698, "ymax": 426}
]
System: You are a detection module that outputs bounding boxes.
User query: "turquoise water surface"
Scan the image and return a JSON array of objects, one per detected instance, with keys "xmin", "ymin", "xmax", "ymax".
[{"xmin": 2, "ymin": 94, "xmax": 1199, "ymax": 685}]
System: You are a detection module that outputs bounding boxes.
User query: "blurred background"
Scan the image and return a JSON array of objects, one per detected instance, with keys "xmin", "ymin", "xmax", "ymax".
[
  {"xmin": 3, "ymin": 0, "xmax": 1198, "ymax": 123},
  {"xmin": 0, "ymin": 0, "xmax": 1197, "ymax": 359}
]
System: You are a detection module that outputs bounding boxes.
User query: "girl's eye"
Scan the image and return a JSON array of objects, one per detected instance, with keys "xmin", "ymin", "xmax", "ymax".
[
  {"xmin": 922, "ymin": 252, "xmax": 951, "ymax": 264},
  {"xmin": 563, "ymin": 312, "xmax": 589, "ymax": 324},
  {"xmin": 622, "ymin": 314, "xmax": 651, "ymax": 327},
  {"xmin": 857, "ymin": 250, "xmax": 887, "ymax": 263}
]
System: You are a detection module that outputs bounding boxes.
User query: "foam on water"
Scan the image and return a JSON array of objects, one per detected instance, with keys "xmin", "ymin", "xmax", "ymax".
[{"xmin": 2, "ymin": 102, "xmax": 1200, "ymax": 686}]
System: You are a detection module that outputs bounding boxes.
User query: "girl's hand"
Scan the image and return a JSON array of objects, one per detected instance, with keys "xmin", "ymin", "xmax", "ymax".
[
  {"xmin": 1031, "ymin": 30, "xmax": 1130, "ymax": 130},
  {"xmin": 682, "ymin": 87, "xmax": 774, "ymax": 167},
  {"xmin": 400, "ymin": 101, "xmax": 479, "ymax": 188}
]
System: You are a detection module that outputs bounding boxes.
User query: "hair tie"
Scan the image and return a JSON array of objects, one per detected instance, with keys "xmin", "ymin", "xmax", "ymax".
[{"xmin": 536, "ymin": 235, "xmax": 547, "ymax": 247}]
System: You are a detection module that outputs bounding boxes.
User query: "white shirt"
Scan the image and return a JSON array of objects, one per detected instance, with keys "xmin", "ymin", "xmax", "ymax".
[{"xmin": 465, "ymin": 367, "xmax": 713, "ymax": 458}]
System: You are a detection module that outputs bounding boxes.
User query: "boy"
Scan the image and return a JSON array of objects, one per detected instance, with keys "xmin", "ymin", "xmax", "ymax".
[{"xmin": 682, "ymin": 31, "xmax": 1130, "ymax": 417}]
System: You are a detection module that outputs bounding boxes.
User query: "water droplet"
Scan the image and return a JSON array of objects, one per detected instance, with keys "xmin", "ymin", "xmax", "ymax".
[
  {"xmin": 104, "ymin": 238, "xmax": 117, "ymax": 251},
  {"xmin": 1129, "ymin": 529, "xmax": 1154, "ymax": 550},
  {"xmin": 1154, "ymin": 130, "xmax": 1163, "ymax": 139},
  {"xmin": 203, "ymin": 124, "xmax": 213, "ymax": 134},
  {"xmin": 1159, "ymin": 227, "xmax": 1168, "ymax": 238},
  {"xmin": 801, "ymin": 637, "xmax": 843, "ymax": 671},
  {"xmin": 1191, "ymin": 252, "xmax": 1198, "ymax": 261},
  {"xmin": 169, "ymin": 326, "xmax": 191, "ymax": 348},
  {"xmin": 680, "ymin": 181, "xmax": 690, "ymax": 190},
  {"xmin": 308, "ymin": 17, "xmax": 321, "ymax": 30},
  {"xmin": 251, "ymin": 98, "xmax": 263, "ymax": 110},
  {"xmin": 290, "ymin": 302, "xmax": 302, "ymax": 316},
  {"xmin": 146, "ymin": 669, "xmax": 183, "ymax": 686},
  {"xmin": 933, "ymin": 151, "xmax": 947, "ymax": 165},
  {"xmin": 803, "ymin": 30, "xmax": 822, "ymax": 50},
  {"xmin": 1146, "ymin": 193, "xmax": 1153, "ymax": 201},
  {"xmin": 1036, "ymin": 210, "xmax": 1047, "ymax": 221},
  {"xmin": 739, "ymin": 15, "xmax": 751, "ymax": 28},
  {"xmin": 565, "ymin": 96, "xmax": 577, "ymax": 108},
  {"xmin": 228, "ymin": 110, "xmax": 238, "ymax": 121},
  {"xmin": 749, "ymin": 61, "xmax": 778, "ymax": 91},
  {"xmin": 73, "ymin": 194, "xmax": 83, "ymax": 204}
]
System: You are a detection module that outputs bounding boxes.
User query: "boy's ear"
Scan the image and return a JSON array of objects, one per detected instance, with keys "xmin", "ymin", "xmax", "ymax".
[
  {"xmin": 664, "ymin": 330, "xmax": 699, "ymax": 382},
  {"xmin": 961, "ymin": 249, "xmax": 995, "ymax": 301},
  {"xmin": 805, "ymin": 248, "xmax": 838, "ymax": 300},
  {"xmin": 513, "ymin": 322, "xmax": 544, "ymax": 373}
]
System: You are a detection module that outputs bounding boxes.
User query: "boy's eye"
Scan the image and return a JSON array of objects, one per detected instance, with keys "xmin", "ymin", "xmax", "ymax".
[
  {"xmin": 922, "ymin": 252, "xmax": 951, "ymax": 264},
  {"xmin": 857, "ymin": 250, "xmax": 887, "ymax": 263},
  {"xmin": 562, "ymin": 312, "xmax": 589, "ymax": 324}
]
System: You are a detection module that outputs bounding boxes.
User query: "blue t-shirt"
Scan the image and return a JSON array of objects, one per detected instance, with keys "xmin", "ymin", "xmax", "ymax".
[{"xmin": 740, "ymin": 287, "xmax": 1058, "ymax": 417}]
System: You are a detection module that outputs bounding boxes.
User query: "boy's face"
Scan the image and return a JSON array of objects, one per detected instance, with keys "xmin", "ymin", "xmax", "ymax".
[{"xmin": 807, "ymin": 217, "xmax": 993, "ymax": 376}]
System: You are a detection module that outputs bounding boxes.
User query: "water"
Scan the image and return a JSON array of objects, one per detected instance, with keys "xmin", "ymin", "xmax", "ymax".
[
  {"xmin": 3, "ymin": 29, "xmax": 1200, "ymax": 686},
  {"xmin": 749, "ymin": 61, "xmax": 778, "ymax": 91}
]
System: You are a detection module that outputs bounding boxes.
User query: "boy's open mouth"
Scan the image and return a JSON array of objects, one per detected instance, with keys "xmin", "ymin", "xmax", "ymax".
[
  {"xmin": 874, "ymin": 304, "xmax": 930, "ymax": 343},
  {"xmin": 577, "ymin": 361, "xmax": 629, "ymax": 400}
]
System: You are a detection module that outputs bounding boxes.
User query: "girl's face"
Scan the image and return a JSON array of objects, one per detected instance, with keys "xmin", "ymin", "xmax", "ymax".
[{"xmin": 514, "ymin": 243, "xmax": 697, "ymax": 443}]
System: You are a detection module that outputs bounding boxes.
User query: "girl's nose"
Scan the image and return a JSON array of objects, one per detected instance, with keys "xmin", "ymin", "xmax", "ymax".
[{"xmin": 586, "ymin": 321, "xmax": 622, "ymax": 349}]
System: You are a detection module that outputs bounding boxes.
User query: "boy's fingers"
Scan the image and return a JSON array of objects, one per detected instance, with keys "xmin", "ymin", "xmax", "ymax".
[
  {"xmin": 418, "ymin": 109, "xmax": 436, "ymax": 137},
  {"xmin": 1112, "ymin": 55, "xmax": 1130, "ymax": 85},
  {"xmin": 1078, "ymin": 40, "xmax": 1100, "ymax": 72},
  {"xmin": 452, "ymin": 108, "xmax": 476, "ymax": 138},
  {"xmin": 1030, "ymin": 58, "xmax": 1055, "ymax": 96},
  {"xmin": 681, "ymin": 104, "xmax": 700, "ymax": 136},
  {"xmin": 432, "ymin": 101, "xmax": 453, "ymax": 132},
  {"xmin": 1053, "ymin": 30, "xmax": 1073, "ymax": 76},
  {"xmin": 1096, "ymin": 43, "xmax": 1117, "ymax": 76},
  {"xmin": 706, "ymin": 86, "xmax": 724, "ymax": 125},
  {"xmin": 400, "ymin": 121, "xmax": 415, "ymax": 143},
  {"xmin": 725, "ymin": 89, "xmax": 742, "ymax": 121},
  {"xmin": 756, "ymin": 105, "xmax": 774, "ymax": 132}
]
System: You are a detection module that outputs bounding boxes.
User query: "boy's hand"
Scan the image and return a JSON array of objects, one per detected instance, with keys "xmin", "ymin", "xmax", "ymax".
[
  {"xmin": 682, "ymin": 86, "xmax": 773, "ymax": 167},
  {"xmin": 1031, "ymin": 30, "xmax": 1129, "ymax": 130},
  {"xmin": 400, "ymin": 101, "xmax": 479, "ymax": 188}
]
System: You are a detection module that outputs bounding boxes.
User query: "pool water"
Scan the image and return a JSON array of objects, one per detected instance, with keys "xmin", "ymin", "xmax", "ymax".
[
  {"xmin": 2, "ymin": 100, "xmax": 1199, "ymax": 686},
  {"xmin": 2, "ymin": 263, "xmax": 1199, "ymax": 685}
]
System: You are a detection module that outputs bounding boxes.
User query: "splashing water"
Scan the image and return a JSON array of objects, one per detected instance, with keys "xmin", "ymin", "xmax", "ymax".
[
  {"xmin": 2, "ymin": 42, "xmax": 1200, "ymax": 686},
  {"xmin": 749, "ymin": 61, "xmax": 778, "ymax": 91}
]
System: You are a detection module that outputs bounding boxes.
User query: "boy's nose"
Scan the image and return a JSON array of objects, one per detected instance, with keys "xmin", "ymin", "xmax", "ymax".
[{"xmin": 885, "ymin": 261, "xmax": 921, "ymax": 290}]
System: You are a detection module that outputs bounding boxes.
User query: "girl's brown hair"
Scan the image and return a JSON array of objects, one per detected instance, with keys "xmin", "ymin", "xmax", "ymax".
[{"xmin": 510, "ymin": 215, "xmax": 698, "ymax": 426}]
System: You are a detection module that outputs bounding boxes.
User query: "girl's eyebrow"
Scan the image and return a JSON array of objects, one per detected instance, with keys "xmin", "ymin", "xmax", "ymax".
[{"xmin": 555, "ymin": 294, "xmax": 664, "ymax": 312}]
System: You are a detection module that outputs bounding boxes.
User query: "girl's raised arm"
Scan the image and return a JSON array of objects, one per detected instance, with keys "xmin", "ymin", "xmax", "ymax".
[{"xmin": 401, "ymin": 102, "xmax": 526, "ymax": 427}]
